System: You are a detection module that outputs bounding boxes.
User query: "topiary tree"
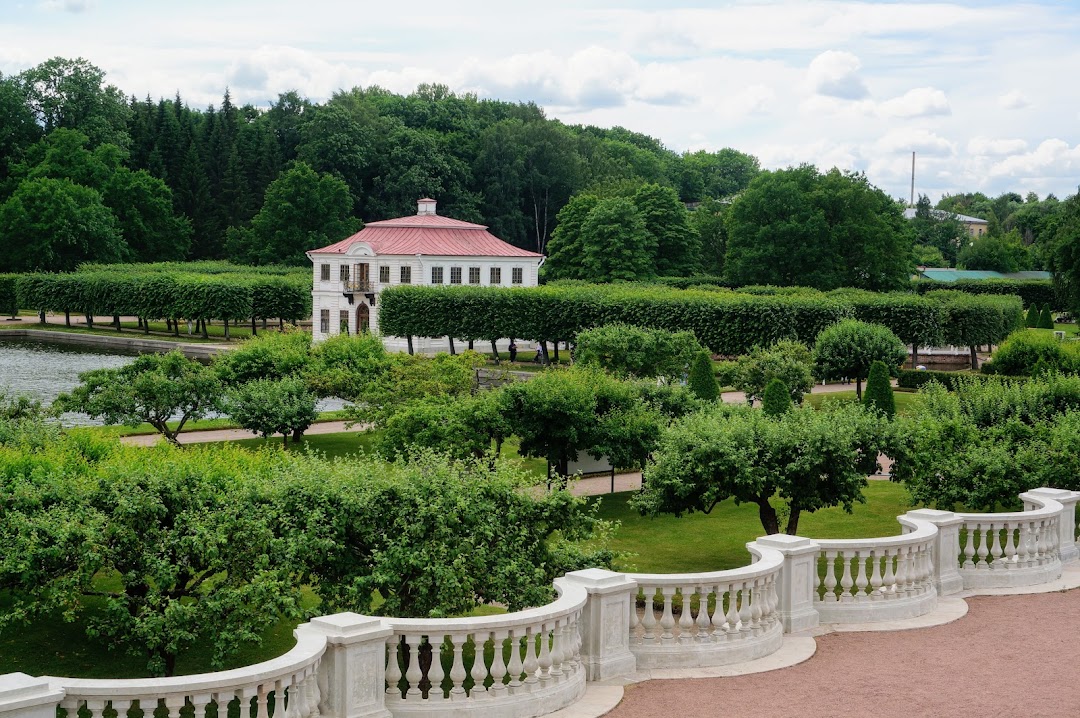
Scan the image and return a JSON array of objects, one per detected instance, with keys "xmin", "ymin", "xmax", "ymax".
[
  {"xmin": 574, "ymin": 323, "xmax": 702, "ymax": 381},
  {"xmin": 1039, "ymin": 305, "xmax": 1055, "ymax": 329},
  {"xmin": 687, "ymin": 350, "xmax": 720, "ymax": 401},
  {"xmin": 812, "ymin": 319, "xmax": 907, "ymax": 400},
  {"xmin": 862, "ymin": 360, "xmax": 896, "ymax": 419},
  {"xmin": 762, "ymin": 377, "xmax": 792, "ymax": 416},
  {"xmin": 1025, "ymin": 304, "xmax": 1041, "ymax": 328},
  {"xmin": 733, "ymin": 338, "xmax": 814, "ymax": 405}
]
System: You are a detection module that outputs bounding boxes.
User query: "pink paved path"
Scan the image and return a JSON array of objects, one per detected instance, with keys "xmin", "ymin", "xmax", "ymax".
[{"xmin": 606, "ymin": 590, "xmax": 1080, "ymax": 718}]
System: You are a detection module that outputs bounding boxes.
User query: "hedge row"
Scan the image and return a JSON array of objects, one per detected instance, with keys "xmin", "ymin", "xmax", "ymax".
[
  {"xmin": 379, "ymin": 284, "xmax": 1023, "ymax": 356},
  {"xmin": 78, "ymin": 261, "xmax": 308, "ymax": 277},
  {"xmin": 0, "ymin": 274, "xmax": 17, "ymax": 317},
  {"xmin": 15, "ymin": 272, "xmax": 310, "ymax": 324},
  {"xmin": 896, "ymin": 369, "xmax": 994, "ymax": 391},
  {"xmin": 911, "ymin": 278, "xmax": 1056, "ymax": 309}
]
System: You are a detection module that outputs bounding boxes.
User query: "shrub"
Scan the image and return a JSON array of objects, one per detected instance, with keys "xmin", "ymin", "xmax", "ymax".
[
  {"xmin": 1025, "ymin": 305, "xmax": 1040, "ymax": 328},
  {"xmin": 1039, "ymin": 306, "xmax": 1055, "ymax": 329},
  {"xmin": 732, "ymin": 339, "xmax": 814, "ymax": 404},
  {"xmin": 897, "ymin": 369, "xmax": 992, "ymax": 390},
  {"xmin": 812, "ymin": 320, "xmax": 907, "ymax": 400},
  {"xmin": 862, "ymin": 361, "xmax": 896, "ymax": 419},
  {"xmin": 574, "ymin": 323, "xmax": 702, "ymax": 380},
  {"xmin": 688, "ymin": 350, "xmax": 720, "ymax": 401},
  {"xmin": 989, "ymin": 330, "xmax": 1080, "ymax": 376},
  {"xmin": 762, "ymin": 378, "xmax": 792, "ymax": 416}
]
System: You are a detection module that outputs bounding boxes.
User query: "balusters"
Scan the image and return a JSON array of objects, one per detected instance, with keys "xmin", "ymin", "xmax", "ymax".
[
  {"xmin": 976, "ymin": 523, "xmax": 990, "ymax": 568},
  {"xmin": 854, "ymin": 550, "xmax": 869, "ymax": 600},
  {"xmin": 990, "ymin": 522, "xmax": 1003, "ymax": 566},
  {"xmin": 737, "ymin": 583, "xmax": 753, "ymax": 636},
  {"xmin": 659, "ymin": 588, "xmax": 676, "ymax": 644},
  {"xmin": 537, "ymin": 623, "xmax": 553, "ymax": 684},
  {"xmin": 749, "ymin": 579, "xmax": 763, "ymax": 634},
  {"xmin": 84, "ymin": 699, "xmax": 107, "ymax": 718},
  {"xmin": 426, "ymin": 636, "xmax": 446, "ymax": 699},
  {"xmin": 963, "ymin": 523, "xmax": 977, "ymax": 568},
  {"xmin": 695, "ymin": 586, "xmax": 713, "ymax": 641},
  {"xmin": 489, "ymin": 630, "xmax": 509, "ymax": 696},
  {"xmin": 629, "ymin": 594, "xmax": 640, "ymax": 644},
  {"xmin": 839, "ymin": 552, "xmax": 854, "ymax": 601},
  {"xmin": 641, "ymin": 590, "xmax": 657, "ymax": 643},
  {"xmin": 724, "ymin": 584, "xmax": 740, "ymax": 638},
  {"xmin": 449, "ymin": 633, "xmax": 468, "ymax": 698},
  {"xmin": 869, "ymin": 549, "xmax": 882, "ymax": 599},
  {"xmin": 1003, "ymin": 523, "xmax": 1017, "ymax": 566},
  {"xmin": 404, "ymin": 634, "xmax": 424, "ymax": 697},
  {"xmin": 385, "ymin": 638, "xmax": 402, "ymax": 697},
  {"xmin": 881, "ymin": 548, "xmax": 895, "ymax": 597},
  {"xmin": 678, "ymin": 586, "xmax": 696, "ymax": 644},
  {"xmin": 506, "ymin": 628, "xmax": 525, "ymax": 692},
  {"xmin": 823, "ymin": 551, "xmax": 837, "ymax": 601},
  {"xmin": 112, "ymin": 700, "xmax": 134, "ymax": 718},
  {"xmin": 549, "ymin": 620, "xmax": 565, "ymax": 681},
  {"xmin": 522, "ymin": 626, "xmax": 540, "ymax": 686},
  {"xmin": 255, "ymin": 683, "xmax": 271, "ymax": 718}
]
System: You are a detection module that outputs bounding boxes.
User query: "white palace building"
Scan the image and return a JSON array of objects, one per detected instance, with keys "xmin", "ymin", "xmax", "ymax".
[{"xmin": 307, "ymin": 198, "xmax": 543, "ymax": 350}]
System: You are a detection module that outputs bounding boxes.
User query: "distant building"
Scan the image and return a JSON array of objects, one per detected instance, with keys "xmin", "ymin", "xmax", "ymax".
[
  {"xmin": 916, "ymin": 268, "xmax": 1051, "ymax": 282},
  {"xmin": 306, "ymin": 198, "xmax": 543, "ymax": 350},
  {"xmin": 902, "ymin": 207, "xmax": 989, "ymax": 238}
]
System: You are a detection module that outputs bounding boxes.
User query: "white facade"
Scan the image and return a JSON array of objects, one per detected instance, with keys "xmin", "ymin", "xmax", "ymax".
[{"xmin": 308, "ymin": 203, "xmax": 543, "ymax": 350}]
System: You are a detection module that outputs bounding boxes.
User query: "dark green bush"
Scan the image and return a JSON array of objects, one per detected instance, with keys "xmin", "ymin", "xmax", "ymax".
[
  {"xmin": 988, "ymin": 330, "xmax": 1080, "ymax": 376},
  {"xmin": 862, "ymin": 361, "xmax": 896, "ymax": 419}
]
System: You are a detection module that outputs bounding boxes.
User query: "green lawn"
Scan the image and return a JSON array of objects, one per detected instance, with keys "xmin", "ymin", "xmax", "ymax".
[
  {"xmin": 803, "ymin": 389, "xmax": 918, "ymax": 415},
  {"xmin": 68, "ymin": 410, "xmax": 353, "ymax": 439},
  {"xmin": 593, "ymin": 481, "xmax": 915, "ymax": 573},
  {"xmin": 0, "ymin": 320, "xmax": 237, "ymax": 343}
]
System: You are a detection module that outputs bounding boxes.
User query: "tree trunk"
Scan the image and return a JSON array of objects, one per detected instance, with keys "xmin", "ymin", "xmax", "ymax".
[
  {"xmin": 468, "ymin": 339, "xmax": 474, "ymax": 350},
  {"xmin": 163, "ymin": 652, "xmax": 177, "ymax": 678},
  {"xmin": 292, "ymin": 426, "xmax": 304, "ymax": 443},
  {"xmin": 251, "ymin": 316, "xmax": 257, "ymax": 336},
  {"xmin": 757, "ymin": 499, "xmax": 779, "ymax": 535},
  {"xmin": 279, "ymin": 317, "xmax": 284, "ymax": 330},
  {"xmin": 86, "ymin": 314, "xmax": 93, "ymax": 329},
  {"xmin": 786, "ymin": 506, "xmax": 802, "ymax": 536},
  {"xmin": 911, "ymin": 344, "xmax": 919, "ymax": 369},
  {"xmin": 263, "ymin": 317, "xmax": 268, "ymax": 330},
  {"xmin": 407, "ymin": 335, "xmax": 414, "ymax": 355},
  {"xmin": 144, "ymin": 317, "xmax": 150, "ymax": 335},
  {"xmin": 201, "ymin": 319, "xmax": 208, "ymax": 340},
  {"xmin": 448, "ymin": 336, "xmax": 456, "ymax": 355},
  {"xmin": 282, "ymin": 432, "xmax": 288, "ymax": 449},
  {"xmin": 856, "ymin": 376, "xmax": 863, "ymax": 400},
  {"xmin": 553, "ymin": 341, "xmax": 560, "ymax": 363},
  {"xmin": 113, "ymin": 315, "xmax": 121, "ymax": 332},
  {"xmin": 174, "ymin": 319, "xmax": 180, "ymax": 337},
  {"xmin": 39, "ymin": 309, "xmax": 45, "ymax": 324},
  {"xmin": 64, "ymin": 311, "xmax": 70, "ymax": 327},
  {"xmin": 490, "ymin": 339, "xmax": 500, "ymax": 363},
  {"xmin": 970, "ymin": 345, "xmax": 978, "ymax": 371},
  {"xmin": 224, "ymin": 318, "xmax": 230, "ymax": 340}
]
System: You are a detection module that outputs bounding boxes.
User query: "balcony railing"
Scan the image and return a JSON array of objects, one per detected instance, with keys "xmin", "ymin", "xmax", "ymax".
[{"xmin": 343, "ymin": 279, "xmax": 374, "ymax": 293}]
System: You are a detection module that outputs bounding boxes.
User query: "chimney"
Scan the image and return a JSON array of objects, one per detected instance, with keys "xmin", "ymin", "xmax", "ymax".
[{"xmin": 417, "ymin": 198, "xmax": 437, "ymax": 216}]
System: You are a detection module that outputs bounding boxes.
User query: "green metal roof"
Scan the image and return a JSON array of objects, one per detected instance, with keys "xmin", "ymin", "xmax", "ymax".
[{"xmin": 918, "ymin": 269, "xmax": 1051, "ymax": 282}]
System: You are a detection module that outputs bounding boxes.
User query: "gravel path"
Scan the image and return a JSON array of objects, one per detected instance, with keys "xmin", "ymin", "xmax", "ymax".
[{"xmin": 606, "ymin": 590, "xmax": 1080, "ymax": 718}]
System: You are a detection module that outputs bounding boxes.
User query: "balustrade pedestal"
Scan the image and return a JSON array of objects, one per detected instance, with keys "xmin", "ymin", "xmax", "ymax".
[
  {"xmin": 1025, "ymin": 488, "xmax": 1080, "ymax": 564},
  {"xmin": 750, "ymin": 535, "xmax": 819, "ymax": 632},
  {"xmin": 308, "ymin": 614, "xmax": 393, "ymax": 718},
  {"xmin": 564, "ymin": 569, "xmax": 638, "ymax": 681},
  {"xmin": 0, "ymin": 674, "xmax": 63, "ymax": 718},
  {"xmin": 904, "ymin": 509, "xmax": 965, "ymax": 596}
]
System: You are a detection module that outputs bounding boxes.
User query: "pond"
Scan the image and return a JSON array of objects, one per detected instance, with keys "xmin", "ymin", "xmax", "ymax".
[{"xmin": 0, "ymin": 337, "xmax": 345, "ymax": 426}]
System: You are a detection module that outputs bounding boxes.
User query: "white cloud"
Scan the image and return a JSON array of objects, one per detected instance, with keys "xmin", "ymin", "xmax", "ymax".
[
  {"xmin": 41, "ymin": 0, "xmax": 93, "ymax": 12},
  {"xmin": 876, "ymin": 129, "xmax": 956, "ymax": 157},
  {"xmin": 877, "ymin": 87, "xmax": 950, "ymax": 118},
  {"xmin": 998, "ymin": 90, "xmax": 1030, "ymax": 110},
  {"xmin": 968, "ymin": 137, "xmax": 1029, "ymax": 156},
  {"xmin": 807, "ymin": 50, "xmax": 868, "ymax": 99},
  {"xmin": 988, "ymin": 139, "xmax": 1080, "ymax": 180}
]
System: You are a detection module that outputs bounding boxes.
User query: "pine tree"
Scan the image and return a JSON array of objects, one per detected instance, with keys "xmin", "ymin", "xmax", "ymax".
[
  {"xmin": 1039, "ymin": 306, "xmax": 1055, "ymax": 330},
  {"xmin": 762, "ymin": 377, "xmax": 792, "ymax": 416},
  {"xmin": 862, "ymin": 360, "xmax": 896, "ymax": 419},
  {"xmin": 1025, "ymin": 305, "xmax": 1040, "ymax": 328},
  {"xmin": 688, "ymin": 350, "xmax": 720, "ymax": 401}
]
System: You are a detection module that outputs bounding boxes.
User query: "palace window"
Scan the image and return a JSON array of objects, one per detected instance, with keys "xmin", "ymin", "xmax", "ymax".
[
  {"xmin": 469, "ymin": 267, "xmax": 481, "ymax": 284},
  {"xmin": 450, "ymin": 267, "xmax": 462, "ymax": 284},
  {"xmin": 490, "ymin": 267, "xmax": 501, "ymax": 285},
  {"xmin": 320, "ymin": 264, "xmax": 330, "ymax": 281},
  {"xmin": 431, "ymin": 266, "xmax": 444, "ymax": 284},
  {"xmin": 339, "ymin": 265, "xmax": 350, "ymax": 281},
  {"xmin": 401, "ymin": 266, "xmax": 412, "ymax": 284},
  {"xmin": 319, "ymin": 309, "xmax": 330, "ymax": 334},
  {"xmin": 379, "ymin": 265, "xmax": 390, "ymax": 283},
  {"xmin": 512, "ymin": 267, "xmax": 523, "ymax": 284}
]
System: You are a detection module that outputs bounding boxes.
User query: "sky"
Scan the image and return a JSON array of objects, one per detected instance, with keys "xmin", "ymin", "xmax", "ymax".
[{"xmin": 3, "ymin": 0, "xmax": 1080, "ymax": 202}]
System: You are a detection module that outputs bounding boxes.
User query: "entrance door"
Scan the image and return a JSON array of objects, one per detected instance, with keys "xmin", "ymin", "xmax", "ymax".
[{"xmin": 357, "ymin": 304, "xmax": 370, "ymax": 333}]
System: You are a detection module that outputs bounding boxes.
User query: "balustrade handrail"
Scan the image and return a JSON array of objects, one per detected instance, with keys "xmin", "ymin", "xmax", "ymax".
[
  {"xmin": 955, "ymin": 493, "xmax": 1063, "ymax": 523},
  {"xmin": 622, "ymin": 544, "xmax": 784, "ymax": 587},
  {"xmin": 814, "ymin": 516, "xmax": 937, "ymax": 550},
  {"xmin": 45, "ymin": 624, "xmax": 326, "ymax": 697},
  {"xmin": 384, "ymin": 577, "xmax": 587, "ymax": 634}
]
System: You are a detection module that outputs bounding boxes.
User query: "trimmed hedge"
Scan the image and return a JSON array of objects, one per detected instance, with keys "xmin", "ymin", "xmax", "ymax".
[
  {"xmin": 911, "ymin": 278, "xmax": 1056, "ymax": 309},
  {"xmin": 897, "ymin": 368, "xmax": 993, "ymax": 390},
  {"xmin": 379, "ymin": 284, "xmax": 1022, "ymax": 356},
  {"xmin": 0, "ymin": 274, "xmax": 18, "ymax": 317}
]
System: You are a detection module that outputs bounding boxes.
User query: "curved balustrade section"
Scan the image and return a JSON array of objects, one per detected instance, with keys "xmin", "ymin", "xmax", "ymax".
[
  {"xmin": 955, "ymin": 492, "xmax": 1064, "ymax": 589},
  {"xmin": 46, "ymin": 623, "xmax": 326, "ymax": 718},
  {"xmin": 623, "ymin": 545, "xmax": 784, "ymax": 670},
  {"xmin": 814, "ymin": 516, "xmax": 937, "ymax": 623},
  {"xmin": 382, "ymin": 577, "xmax": 587, "ymax": 718}
]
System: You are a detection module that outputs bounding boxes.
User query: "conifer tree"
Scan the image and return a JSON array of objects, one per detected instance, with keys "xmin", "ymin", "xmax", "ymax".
[
  {"xmin": 862, "ymin": 360, "xmax": 896, "ymax": 419},
  {"xmin": 1025, "ymin": 304, "xmax": 1040, "ymax": 328},
  {"xmin": 1039, "ymin": 306, "xmax": 1055, "ymax": 330},
  {"xmin": 762, "ymin": 377, "xmax": 792, "ymax": 416},
  {"xmin": 688, "ymin": 350, "xmax": 720, "ymax": 401}
]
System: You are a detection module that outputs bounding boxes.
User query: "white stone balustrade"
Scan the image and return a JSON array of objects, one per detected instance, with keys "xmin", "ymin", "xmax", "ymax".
[
  {"xmin": 623, "ymin": 544, "xmax": 785, "ymax": 669},
  {"xmin": 954, "ymin": 492, "xmax": 1069, "ymax": 589},
  {"xmin": 5, "ymin": 487, "xmax": 1080, "ymax": 718},
  {"xmin": 813, "ymin": 515, "xmax": 938, "ymax": 623},
  {"xmin": 381, "ymin": 576, "xmax": 587, "ymax": 718},
  {"xmin": 43, "ymin": 621, "xmax": 328, "ymax": 718}
]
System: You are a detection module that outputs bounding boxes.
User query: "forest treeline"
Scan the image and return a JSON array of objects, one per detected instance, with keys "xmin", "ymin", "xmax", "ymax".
[{"xmin": 1, "ymin": 56, "xmax": 1078, "ymax": 294}]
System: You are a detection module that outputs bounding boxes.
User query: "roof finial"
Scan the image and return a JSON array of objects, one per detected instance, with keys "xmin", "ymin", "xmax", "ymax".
[{"xmin": 417, "ymin": 198, "xmax": 437, "ymax": 216}]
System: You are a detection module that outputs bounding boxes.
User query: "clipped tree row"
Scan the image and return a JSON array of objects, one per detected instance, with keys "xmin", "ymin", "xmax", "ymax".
[
  {"xmin": 0, "ymin": 274, "xmax": 17, "ymax": 318},
  {"xmin": 911, "ymin": 278, "xmax": 1056, "ymax": 310},
  {"xmin": 78, "ymin": 261, "xmax": 308, "ymax": 277},
  {"xmin": 380, "ymin": 284, "xmax": 851, "ymax": 355},
  {"xmin": 379, "ymin": 284, "xmax": 1023, "ymax": 358},
  {"xmin": 14, "ymin": 271, "xmax": 310, "ymax": 334}
]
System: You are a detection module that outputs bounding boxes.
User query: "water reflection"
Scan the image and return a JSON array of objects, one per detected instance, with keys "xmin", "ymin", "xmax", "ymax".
[{"xmin": 0, "ymin": 337, "xmax": 346, "ymax": 427}]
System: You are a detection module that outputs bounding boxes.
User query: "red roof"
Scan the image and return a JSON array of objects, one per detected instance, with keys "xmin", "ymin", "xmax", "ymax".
[{"xmin": 310, "ymin": 213, "xmax": 542, "ymax": 258}]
